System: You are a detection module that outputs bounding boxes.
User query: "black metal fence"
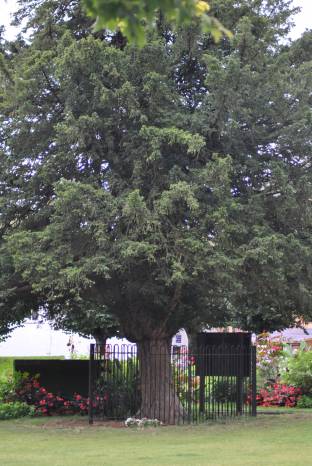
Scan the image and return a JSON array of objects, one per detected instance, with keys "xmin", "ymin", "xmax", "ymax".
[{"xmin": 89, "ymin": 344, "xmax": 256, "ymax": 424}]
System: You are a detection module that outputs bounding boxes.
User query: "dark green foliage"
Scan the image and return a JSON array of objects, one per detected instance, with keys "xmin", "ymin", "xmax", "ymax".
[
  {"xmin": 0, "ymin": 0, "xmax": 312, "ymax": 346},
  {"xmin": 296, "ymin": 395, "xmax": 312, "ymax": 409},
  {"xmin": 95, "ymin": 359, "xmax": 140, "ymax": 418},
  {"xmin": 0, "ymin": 402, "xmax": 35, "ymax": 421},
  {"xmin": 212, "ymin": 379, "xmax": 237, "ymax": 403}
]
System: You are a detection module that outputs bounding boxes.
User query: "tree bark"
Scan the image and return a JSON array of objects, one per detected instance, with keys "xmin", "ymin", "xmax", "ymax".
[
  {"xmin": 138, "ymin": 338, "xmax": 185, "ymax": 424},
  {"xmin": 95, "ymin": 337, "xmax": 107, "ymax": 357}
]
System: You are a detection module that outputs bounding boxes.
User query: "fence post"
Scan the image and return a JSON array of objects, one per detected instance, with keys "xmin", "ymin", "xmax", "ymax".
[
  {"xmin": 251, "ymin": 345, "xmax": 257, "ymax": 417},
  {"xmin": 236, "ymin": 348, "xmax": 243, "ymax": 416},
  {"xmin": 88, "ymin": 343, "xmax": 95, "ymax": 425},
  {"xmin": 187, "ymin": 360, "xmax": 192, "ymax": 424},
  {"xmin": 199, "ymin": 376, "xmax": 205, "ymax": 415}
]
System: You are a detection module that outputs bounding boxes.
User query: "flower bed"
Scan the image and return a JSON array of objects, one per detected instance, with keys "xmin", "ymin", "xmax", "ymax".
[
  {"xmin": 256, "ymin": 383, "xmax": 301, "ymax": 408},
  {"xmin": 1, "ymin": 373, "xmax": 107, "ymax": 416}
]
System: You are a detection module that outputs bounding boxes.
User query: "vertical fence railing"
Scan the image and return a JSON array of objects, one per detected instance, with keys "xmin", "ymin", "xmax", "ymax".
[
  {"xmin": 88, "ymin": 343, "xmax": 95, "ymax": 425},
  {"xmin": 89, "ymin": 343, "xmax": 257, "ymax": 424},
  {"xmin": 251, "ymin": 345, "xmax": 257, "ymax": 417}
]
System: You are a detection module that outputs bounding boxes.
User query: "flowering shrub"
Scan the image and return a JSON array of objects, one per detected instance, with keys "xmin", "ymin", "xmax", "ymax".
[
  {"xmin": 256, "ymin": 333, "xmax": 289, "ymax": 385},
  {"xmin": 256, "ymin": 383, "xmax": 301, "ymax": 407},
  {"xmin": 173, "ymin": 350, "xmax": 201, "ymax": 406},
  {"xmin": 0, "ymin": 372, "xmax": 106, "ymax": 416},
  {"xmin": 125, "ymin": 417, "xmax": 162, "ymax": 428}
]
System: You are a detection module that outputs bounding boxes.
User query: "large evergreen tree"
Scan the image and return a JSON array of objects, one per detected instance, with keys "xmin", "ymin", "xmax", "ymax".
[{"xmin": 1, "ymin": 0, "xmax": 312, "ymax": 421}]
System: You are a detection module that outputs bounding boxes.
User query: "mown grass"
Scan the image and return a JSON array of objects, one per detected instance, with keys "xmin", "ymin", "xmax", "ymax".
[
  {"xmin": 0, "ymin": 358, "xmax": 13, "ymax": 380},
  {"xmin": 0, "ymin": 411, "xmax": 311, "ymax": 466}
]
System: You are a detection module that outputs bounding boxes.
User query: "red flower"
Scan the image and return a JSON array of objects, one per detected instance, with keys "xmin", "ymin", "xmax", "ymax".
[{"xmin": 256, "ymin": 383, "xmax": 301, "ymax": 407}]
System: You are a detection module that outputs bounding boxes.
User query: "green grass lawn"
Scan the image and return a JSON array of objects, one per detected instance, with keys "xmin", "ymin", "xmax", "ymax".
[
  {"xmin": 0, "ymin": 411, "xmax": 311, "ymax": 466},
  {"xmin": 0, "ymin": 358, "xmax": 13, "ymax": 380}
]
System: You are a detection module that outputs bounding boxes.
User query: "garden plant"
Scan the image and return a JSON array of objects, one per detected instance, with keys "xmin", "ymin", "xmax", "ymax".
[{"xmin": 255, "ymin": 334, "xmax": 312, "ymax": 408}]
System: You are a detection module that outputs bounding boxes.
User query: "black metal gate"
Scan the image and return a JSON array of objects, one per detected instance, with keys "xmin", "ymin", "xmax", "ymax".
[{"xmin": 88, "ymin": 343, "xmax": 257, "ymax": 424}]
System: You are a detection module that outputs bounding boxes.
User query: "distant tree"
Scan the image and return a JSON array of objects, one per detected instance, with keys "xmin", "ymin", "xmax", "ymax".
[
  {"xmin": 52, "ymin": 304, "xmax": 121, "ymax": 345},
  {"xmin": 0, "ymin": 0, "xmax": 311, "ymax": 422}
]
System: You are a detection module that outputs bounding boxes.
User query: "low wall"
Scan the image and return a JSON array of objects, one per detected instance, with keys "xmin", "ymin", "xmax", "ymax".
[{"xmin": 14, "ymin": 360, "xmax": 89, "ymax": 397}]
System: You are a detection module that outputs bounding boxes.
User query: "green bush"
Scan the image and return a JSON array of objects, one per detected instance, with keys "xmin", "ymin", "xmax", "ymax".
[
  {"xmin": 95, "ymin": 358, "xmax": 140, "ymax": 418},
  {"xmin": 0, "ymin": 371, "xmax": 29, "ymax": 403},
  {"xmin": 212, "ymin": 379, "xmax": 238, "ymax": 403},
  {"xmin": 0, "ymin": 402, "xmax": 35, "ymax": 420},
  {"xmin": 296, "ymin": 395, "xmax": 312, "ymax": 409},
  {"xmin": 283, "ymin": 350, "xmax": 312, "ymax": 395}
]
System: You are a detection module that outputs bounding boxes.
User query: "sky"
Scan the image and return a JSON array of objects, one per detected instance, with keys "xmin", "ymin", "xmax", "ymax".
[
  {"xmin": 0, "ymin": 0, "xmax": 311, "ymax": 41},
  {"xmin": 291, "ymin": 0, "xmax": 312, "ymax": 38}
]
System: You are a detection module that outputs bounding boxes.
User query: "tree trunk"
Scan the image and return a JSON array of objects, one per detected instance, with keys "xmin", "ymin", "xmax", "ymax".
[
  {"xmin": 138, "ymin": 338, "xmax": 185, "ymax": 425},
  {"xmin": 95, "ymin": 337, "xmax": 107, "ymax": 358}
]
